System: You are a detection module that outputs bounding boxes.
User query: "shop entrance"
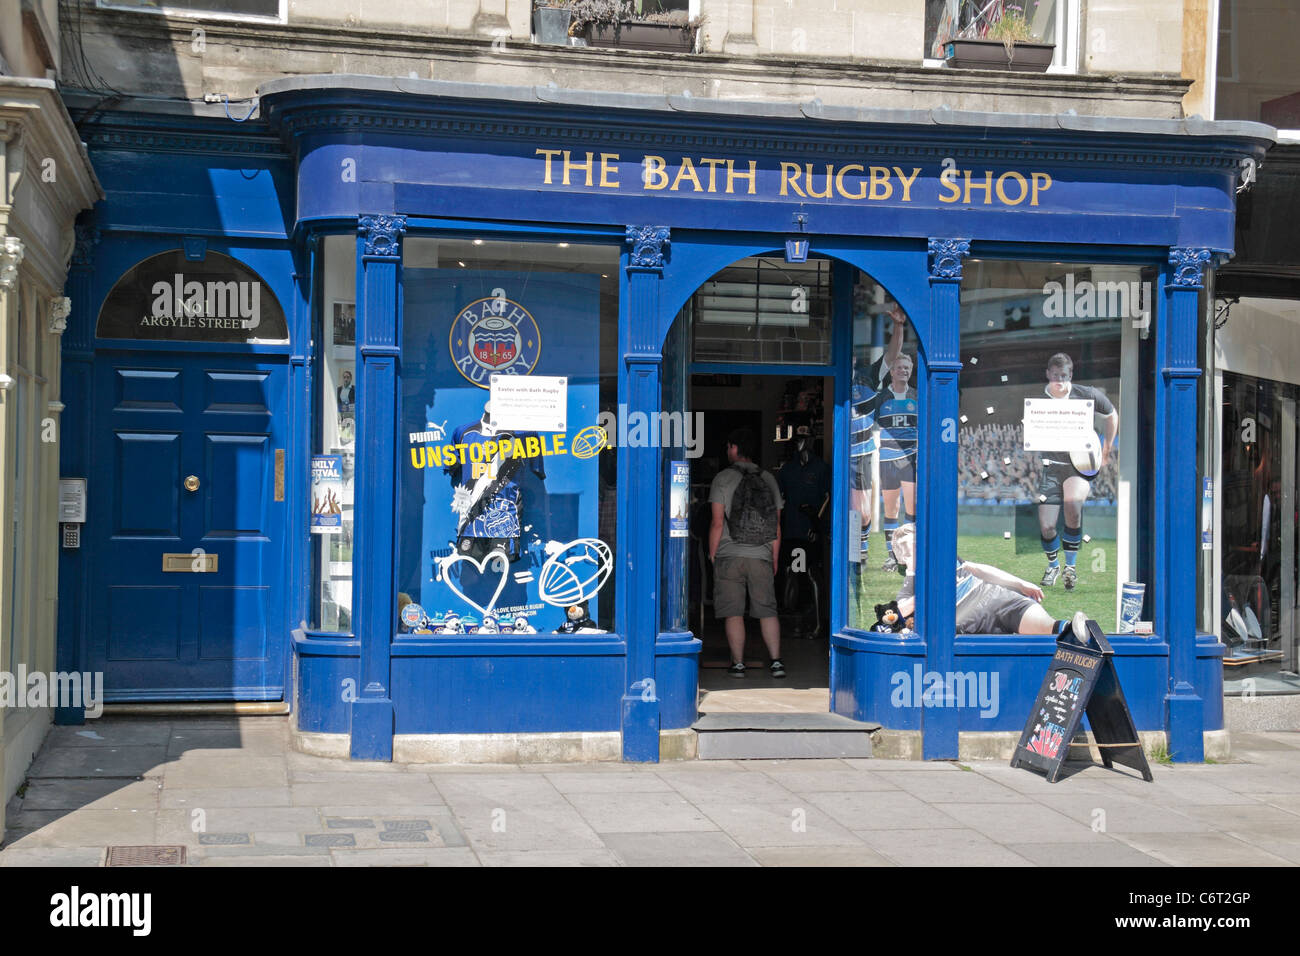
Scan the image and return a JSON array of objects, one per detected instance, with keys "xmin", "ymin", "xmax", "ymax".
[
  {"xmin": 85, "ymin": 351, "xmax": 290, "ymax": 701},
  {"xmin": 688, "ymin": 373, "xmax": 834, "ymax": 712}
]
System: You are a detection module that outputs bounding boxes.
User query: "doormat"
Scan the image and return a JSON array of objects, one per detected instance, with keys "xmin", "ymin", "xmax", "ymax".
[
  {"xmin": 106, "ymin": 845, "xmax": 186, "ymax": 866},
  {"xmin": 700, "ymin": 660, "xmax": 766, "ymax": 669}
]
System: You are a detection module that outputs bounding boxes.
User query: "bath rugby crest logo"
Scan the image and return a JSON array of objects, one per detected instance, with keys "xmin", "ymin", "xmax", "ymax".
[{"xmin": 449, "ymin": 296, "xmax": 542, "ymax": 388}]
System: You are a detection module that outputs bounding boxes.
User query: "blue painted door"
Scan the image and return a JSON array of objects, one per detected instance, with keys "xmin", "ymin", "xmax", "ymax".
[{"xmin": 89, "ymin": 352, "xmax": 288, "ymax": 701}]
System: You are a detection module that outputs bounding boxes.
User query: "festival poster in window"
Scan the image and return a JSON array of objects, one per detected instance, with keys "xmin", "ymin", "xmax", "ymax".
[{"xmin": 399, "ymin": 271, "xmax": 607, "ymax": 633}]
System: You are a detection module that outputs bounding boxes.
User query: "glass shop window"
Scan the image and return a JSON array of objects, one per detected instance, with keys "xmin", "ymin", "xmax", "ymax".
[
  {"xmin": 1219, "ymin": 370, "xmax": 1300, "ymax": 690},
  {"xmin": 956, "ymin": 260, "xmax": 1150, "ymax": 636},
  {"xmin": 96, "ymin": 0, "xmax": 283, "ymax": 22},
  {"xmin": 845, "ymin": 271, "xmax": 923, "ymax": 633},
  {"xmin": 396, "ymin": 238, "xmax": 619, "ymax": 637},
  {"xmin": 313, "ymin": 235, "xmax": 357, "ymax": 632},
  {"xmin": 691, "ymin": 257, "xmax": 831, "ymax": 365}
]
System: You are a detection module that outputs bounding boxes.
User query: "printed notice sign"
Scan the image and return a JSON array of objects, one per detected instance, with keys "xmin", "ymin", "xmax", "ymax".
[
  {"xmin": 1022, "ymin": 398, "xmax": 1095, "ymax": 451},
  {"xmin": 669, "ymin": 461, "xmax": 690, "ymax": 538},
  {"xmin": 310, "ymin": 455, "xmax": 344, "ymax": 534},
  {"xmin": 489, "ymin": 374, "xmax": 567, "ymax": 432}
]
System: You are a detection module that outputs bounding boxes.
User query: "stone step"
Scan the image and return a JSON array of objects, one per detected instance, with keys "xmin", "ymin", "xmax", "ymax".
[{"xmin": 692, "ymin": 712, "xmax": 881, "ymax": 759}]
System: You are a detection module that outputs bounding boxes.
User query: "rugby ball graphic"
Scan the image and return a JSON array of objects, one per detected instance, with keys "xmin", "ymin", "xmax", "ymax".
[{"xmin": 1070, "ymin": 431, "xmax": 1104, "ymax": 477}]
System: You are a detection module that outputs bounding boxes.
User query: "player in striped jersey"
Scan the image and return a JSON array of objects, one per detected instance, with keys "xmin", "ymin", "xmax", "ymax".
[
  {"xmin": 850, "ymin": 307, "xmax": 905, "ymax": 566},
  {"xmin": 870, "ymin": 352, "xmax": 919, "ymax": 573}
]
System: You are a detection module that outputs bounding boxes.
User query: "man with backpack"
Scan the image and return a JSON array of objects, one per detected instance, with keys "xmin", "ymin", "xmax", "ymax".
[{"xmin": 708, "ymin": 428, "xmax": 785, "ymax": 678}]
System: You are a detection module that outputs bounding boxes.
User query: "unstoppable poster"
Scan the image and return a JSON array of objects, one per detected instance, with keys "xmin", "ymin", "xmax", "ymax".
[{"xmin": 399, "ymin": 269, "xmax": 604, "ymax": 632}]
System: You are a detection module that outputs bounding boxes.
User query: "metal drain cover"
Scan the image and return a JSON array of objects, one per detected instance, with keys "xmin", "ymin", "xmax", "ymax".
[{"xmin": 106, "ymin": 845, "xmax": 186, "ymax": 866}]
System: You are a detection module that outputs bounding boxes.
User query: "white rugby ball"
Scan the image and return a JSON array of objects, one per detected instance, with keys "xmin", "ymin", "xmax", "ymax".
[
  {"xmin": 539, "ymin": 538, "xmax": 613, "ymax": 607},
  {"xmin": 1070, "ymin": 432, "xmax": 1103, "ymax": 477}
]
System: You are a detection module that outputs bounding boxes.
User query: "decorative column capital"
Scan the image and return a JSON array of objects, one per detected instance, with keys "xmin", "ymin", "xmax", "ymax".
[
  {"xmin": 0, "ymin": 236, "xmax": 24, "ymax": 291},
  {"xmin": 1167, "ymin": 247, "xmax": 1214, "ymax": 289},
  {"xmin": 50, "ymin": 295, "xmax": 72, "ymax": 334},
  {"xmin": 625, "ymin": 225, "xmax": 670, "ymax": 271},
  {"xmin": 71, "ymin": 223, "xmax": 100, "ymax": 270},
  {"xmin": 358, "ymin": 215, "xmax": 407, "ymax": 258},
  {"xmin": 928, "ymin": 238, "xmax": 970, "ymax": 281},
  {"xmin": 49, "ymin": 296, "xmax": 71, "ymax": 335}
]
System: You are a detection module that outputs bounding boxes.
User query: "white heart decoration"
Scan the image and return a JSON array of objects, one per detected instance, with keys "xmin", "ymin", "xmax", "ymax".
[{"xmin": 437, "ymin": 551, "xmax": 510, "ymax": 620}]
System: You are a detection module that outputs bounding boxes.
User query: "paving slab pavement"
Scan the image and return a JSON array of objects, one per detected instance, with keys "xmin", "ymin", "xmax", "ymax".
[{"xmin": 3, "ymin": 718, "xmax": 1300, "ymax": 866}]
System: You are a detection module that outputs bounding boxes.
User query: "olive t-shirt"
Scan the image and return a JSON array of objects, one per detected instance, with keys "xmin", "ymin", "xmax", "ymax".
[{"xmin": 709, "ymin": 462, "xmax": 783, "ymax": 560}]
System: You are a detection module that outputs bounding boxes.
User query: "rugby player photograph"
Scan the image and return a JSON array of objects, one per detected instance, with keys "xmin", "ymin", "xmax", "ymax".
[
  {"xmin": 849, "ymin": 305, "xmax": 905, "ymax": 566},
  {"xmin": 1034, "ymin": 352, "xmax": 1119, "ymax": 591},
  {"xmin": 890, "ymin": 523, "xmax": 1069, "ymax": 636},
  {"xmin": 871, "ymin": 348, "xmax": 920, "ymax": 573}
]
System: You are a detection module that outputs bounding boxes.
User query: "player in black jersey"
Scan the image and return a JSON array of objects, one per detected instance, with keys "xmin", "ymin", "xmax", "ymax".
[{"xmin": 1035, "ymin": 354, "xmax": 1119, "ymax": 591}]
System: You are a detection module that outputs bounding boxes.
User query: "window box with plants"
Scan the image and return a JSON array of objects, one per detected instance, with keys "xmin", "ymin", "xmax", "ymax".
[
  {"xmin": 936, "ymin": 0, "xmax": 1056, "ymax": 72},
  {"xmin": 569, "ymin": 0, "xmax": 703, "ymax": 54}
]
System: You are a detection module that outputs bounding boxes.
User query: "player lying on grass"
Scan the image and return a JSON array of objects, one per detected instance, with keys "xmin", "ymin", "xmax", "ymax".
[{"xmin": 888, "ymin": 524, "xmax": 1072, "ymax": 636}]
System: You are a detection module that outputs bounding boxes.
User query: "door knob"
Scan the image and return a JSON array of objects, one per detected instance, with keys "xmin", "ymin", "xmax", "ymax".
[{"xmin": 184, "ymin": 475, "xmax": 200, "ymax": 492}]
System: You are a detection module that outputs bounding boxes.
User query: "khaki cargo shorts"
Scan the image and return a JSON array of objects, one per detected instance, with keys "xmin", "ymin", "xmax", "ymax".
[{"xmin": 713, "ymin": 555, "xmax": 778, "ymax": 619}]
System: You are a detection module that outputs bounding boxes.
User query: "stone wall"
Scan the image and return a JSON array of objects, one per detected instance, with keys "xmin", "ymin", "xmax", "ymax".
[
  {"xmin": 66, "ymin": 2, "xmax": 1191, "ymax": 120},
  {"xmin": 1084, "ymin": 0, "xmax": 1184, "ymax": 75}
]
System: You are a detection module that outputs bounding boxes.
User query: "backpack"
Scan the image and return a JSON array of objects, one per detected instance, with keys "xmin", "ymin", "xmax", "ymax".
[{"xmin": 727, "ymin": 465, "xmax": 777, "ymax": 545}]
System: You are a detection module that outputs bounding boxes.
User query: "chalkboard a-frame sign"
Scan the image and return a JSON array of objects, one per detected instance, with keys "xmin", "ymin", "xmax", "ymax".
[{"xmin": 1011, "ymin": 617, "xmax": 1153, "ymax": 783}]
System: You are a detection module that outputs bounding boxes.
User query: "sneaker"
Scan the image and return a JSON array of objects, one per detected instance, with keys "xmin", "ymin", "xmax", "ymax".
[
  {"xmin": 769, "ymin": 659, "xmax": 786, "ymax": 679},
  {"xmin": 727, "ymin": 662, "xmax": 745, "ymax": 678},
  {"xmin": 1072, "ymin": 610, "xmax": 1090, "ymax": 644},
  {"xmin": 881, "ymin": 554, "xmax": 899, "ymax": 573},
  {"xmin": 1063, "ymin": 566, "xmax": 1078, "ymax": 591},
  {"xmin": 1041, "ymin": 565, "xmax": 1061, "ymax": 587}
]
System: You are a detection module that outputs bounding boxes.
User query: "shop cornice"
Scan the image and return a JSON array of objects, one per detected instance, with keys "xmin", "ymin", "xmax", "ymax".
[
  {"xmin": 63, "ymin": 92, "xmax": 288, "ymax": 157},
  {"xmin": 259, "ymin": 75, "xmax": 1276, "ymax": 174},
  {"xmin": 77, "ymin": 124, "xmax": 288, "ymax": 157}
]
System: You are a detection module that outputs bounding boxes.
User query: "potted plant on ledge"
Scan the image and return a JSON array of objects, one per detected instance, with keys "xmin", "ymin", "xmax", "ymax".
[
  {"xmin": 941, "ymin": 0, "xmax": 1055, "ymax": 72},
  {"xmin": 533, "ymin": 1, "xmax": 574, "ymax": 46},
  {"xmin": 569, "ymin": 0, "xmax": 703, "ymax": 54}
]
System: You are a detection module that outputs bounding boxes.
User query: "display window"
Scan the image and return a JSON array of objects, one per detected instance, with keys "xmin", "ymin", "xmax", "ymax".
[
  {"xmin": 1218, "ymin": 370, "xmax": 1299, "ymax": 688},
  {"xmin": 395, "ymin": 238, "xmax": 619, "ymax": 636},
  {"xmin": 313, "ymin": 235, "xmax": 357, "ymax": 632},
  {"xmin": 956, "ymin": 259, "xmax": 1149, "ymax": 635},
  {"xmin": 845, "ymin": 270, "xmax": 922, "ymax": 634}
]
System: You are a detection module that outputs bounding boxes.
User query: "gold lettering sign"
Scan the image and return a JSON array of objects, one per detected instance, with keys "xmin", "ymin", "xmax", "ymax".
[{"xmin": 534, "ymin": 148, "xmax": 1052, "ymax": 207}]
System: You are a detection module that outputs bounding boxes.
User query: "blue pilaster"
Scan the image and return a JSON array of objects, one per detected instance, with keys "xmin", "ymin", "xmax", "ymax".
[
  {"xmin": 830, "ymin": 260, "xmax": 854, "ymax": 637},
  {"xmin": 620, "ymin": 225, "xmax": 669, "ymax": 762},
  {"xmin": 921, "ymin": 239, "xmax": 969, "ymax": 759},
  {"xmin": 1162, "ymin": 247, "xmax": 1212, "ymax": 762},
  {"xmin": 350, "ymin": 214, "xmax": 405, "ymax": 760},
  {"xmin": 54, "ymin": 222, "xmax": 99, "ymax": 725}
]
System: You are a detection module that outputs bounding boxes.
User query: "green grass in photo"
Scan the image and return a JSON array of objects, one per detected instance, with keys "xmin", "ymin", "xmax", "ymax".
[{"xmin": 849, "ymin": 530, "xmax": 1118, "ymax": 632}]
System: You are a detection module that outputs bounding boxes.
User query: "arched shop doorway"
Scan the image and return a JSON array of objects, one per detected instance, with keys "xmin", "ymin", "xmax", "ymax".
[{"xmin": 660, "ymin": 252, "xmax": 925, "ymax": 718}]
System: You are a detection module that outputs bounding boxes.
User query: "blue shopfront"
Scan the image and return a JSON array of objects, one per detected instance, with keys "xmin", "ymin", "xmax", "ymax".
[{"xmin": 58, "ymin": 77, "xmax": 1272, "ymax": 763}]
